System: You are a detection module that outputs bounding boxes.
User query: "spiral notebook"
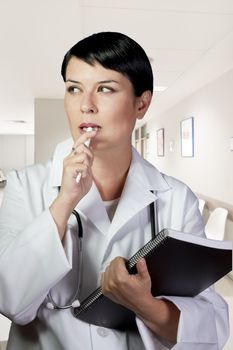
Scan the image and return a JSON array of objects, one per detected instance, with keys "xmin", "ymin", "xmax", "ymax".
[{"xmin": 72, "ymin": 228, "xmax": 232, "ymax": 330}]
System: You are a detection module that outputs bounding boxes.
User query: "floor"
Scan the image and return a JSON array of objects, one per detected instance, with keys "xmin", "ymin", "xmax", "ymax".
[{"xmin": 0, "ymin": 188, "xmax": 232, "ymax": 348}]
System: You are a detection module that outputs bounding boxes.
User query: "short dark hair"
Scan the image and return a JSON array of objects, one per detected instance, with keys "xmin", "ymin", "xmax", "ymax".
[{"xmin": 61, "ymin": 32, "xmax": 153, "ymax": 97}]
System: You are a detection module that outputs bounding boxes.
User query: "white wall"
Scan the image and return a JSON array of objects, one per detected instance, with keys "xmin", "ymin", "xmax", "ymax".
[
  {"xmin": 0, "ymin": 135, "xmax": 34, "ymax": 172},
  {"xmin": 35, "ymin": 99, "xmax": 70, "ymax": 164},
  {"xmin": 144, "ymin": 68, "xmax": 233, "ymax": 279},
  {"xmin": 146, "ymin": 68, "xmax": 233, "ymax": 206}
]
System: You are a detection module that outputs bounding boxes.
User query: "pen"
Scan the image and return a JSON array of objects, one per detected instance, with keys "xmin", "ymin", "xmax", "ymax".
[{"xmin": 76, "ymin": 126, "xmax": 94, "ymax": 183}]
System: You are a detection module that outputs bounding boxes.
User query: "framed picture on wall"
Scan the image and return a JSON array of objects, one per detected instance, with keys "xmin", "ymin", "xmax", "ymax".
[
  {"xmin": 157, "ymin": 128, "xmax": 164, "ymax": 157},
  {"xmin": 180, "ymin": 117, "xmax": 194, "ymax": 157}
]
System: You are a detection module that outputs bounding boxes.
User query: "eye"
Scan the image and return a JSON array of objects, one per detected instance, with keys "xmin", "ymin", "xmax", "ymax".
[
  {"xmin": 67, "ymin": 86, "xmax": 81, "ymax": 94},
  {"xmin": 98, "ymin": 86, "xmax": 114, "ymax": 93}
]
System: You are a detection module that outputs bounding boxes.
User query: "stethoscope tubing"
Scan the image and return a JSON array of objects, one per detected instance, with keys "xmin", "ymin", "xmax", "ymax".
[{"xmin": 46, "ymin": 209, "xmax": 83, "ymax": 310}]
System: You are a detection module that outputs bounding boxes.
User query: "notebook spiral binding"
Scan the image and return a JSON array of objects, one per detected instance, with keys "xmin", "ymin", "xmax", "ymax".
[
  {"xmin": 126, "ymin": 229, "xmax": 167, "ymax": 270},
  {"xmin": 74, "ymin": 286, "xmax": 103, "ymax": 315},
  {"xmin": 74, "ymin": 229, "xmax": 168, "ymax": 317}
]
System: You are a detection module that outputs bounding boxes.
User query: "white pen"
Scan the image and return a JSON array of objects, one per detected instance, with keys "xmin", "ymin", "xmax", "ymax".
[{"xmin": 76, "ymin": 126, "xmax": 95, "ymax": 183}]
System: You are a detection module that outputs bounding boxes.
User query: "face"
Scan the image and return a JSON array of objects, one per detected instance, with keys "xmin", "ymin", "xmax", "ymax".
[{"xmin": 64, "ymin": 57, "xmax": 150, "ymax": 153}]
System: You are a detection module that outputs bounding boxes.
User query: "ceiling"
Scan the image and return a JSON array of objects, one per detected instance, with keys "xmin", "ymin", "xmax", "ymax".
[{"xmin": 0, "ymin": 0, "xmax": 233, "ymax": 134}]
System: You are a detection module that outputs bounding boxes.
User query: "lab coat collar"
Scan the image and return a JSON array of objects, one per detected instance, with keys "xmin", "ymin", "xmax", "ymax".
[
  {"xmin": 129, "ymin": 147, "xmax": 170, "ymax": 192},
  {"xmin": 49, "ymin": 139, "xmax": 171, "ymax": 235}
]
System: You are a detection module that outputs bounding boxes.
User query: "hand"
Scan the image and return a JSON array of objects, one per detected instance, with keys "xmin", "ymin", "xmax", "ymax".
[
  {"xmin": 49, "ymin": 130, "xmax": 97, "ymax": 240},
  {"xmin": 101, "ymin": 257, "xmax": 152, "ymax": 313},
  {"xmin": 101, "ymin": 257, "xmax": 180, "ymax": 343},
  {"xmin": 59, "ymin": 130, "xmax": 97, "ymax": 207}
]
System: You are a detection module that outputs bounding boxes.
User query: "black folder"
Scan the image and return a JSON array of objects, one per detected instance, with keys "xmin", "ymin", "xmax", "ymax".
[{"xmin": 73, "ymin": 229, "xmax": 232, "ymax": 330}]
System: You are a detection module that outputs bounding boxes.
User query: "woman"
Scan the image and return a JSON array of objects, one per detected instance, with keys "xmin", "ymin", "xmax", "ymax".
[{"xmin": 0, "ymin": 32, "xmax": 229, "ymax": 349}]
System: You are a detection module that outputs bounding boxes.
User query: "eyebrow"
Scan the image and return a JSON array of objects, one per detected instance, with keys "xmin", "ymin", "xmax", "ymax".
[{"xmin": 66, "ymin": 79, "xmax": 120, "ymax": 84}]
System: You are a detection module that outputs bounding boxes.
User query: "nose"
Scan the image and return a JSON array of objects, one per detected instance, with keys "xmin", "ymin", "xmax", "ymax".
[{"xmin": 80, "ymin": 93, "xmax": 98, "ymax": 114}]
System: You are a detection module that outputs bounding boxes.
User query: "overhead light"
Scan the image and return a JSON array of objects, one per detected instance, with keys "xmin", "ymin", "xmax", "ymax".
[
  {"xmin": 154, "ymin": 86, "xmax": 168, "ymax": 92},
  {"xmin": 4, "ymin": 120, "xmax": 27, "ymax": 124}
]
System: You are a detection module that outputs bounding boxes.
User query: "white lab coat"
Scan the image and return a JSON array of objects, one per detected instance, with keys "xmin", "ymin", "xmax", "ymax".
[{"xmin": 0, "ymin": 138, "xmax": 229, "ymax": 350}]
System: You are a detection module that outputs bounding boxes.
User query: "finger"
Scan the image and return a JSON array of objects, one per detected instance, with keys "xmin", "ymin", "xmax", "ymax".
[
  {"xmin": 70, "ymin": 144, "xmax": 94, "ymax": 159},
  {"xmin": 66, "ymin": 150, "xmax": 94, "ymax": 182},
  {"xmin": 65, "ymin": 164, "xmax": 88, "ymax": 179},
  {"xmin": 74, "ymin": 153, "xmax": 91, "ymax": 166},
  {"xmin": 80, "ymin": 169, "xmax": 88, "ymax": 179},
  {"xmin": 115, "ymin": 257, "xmax": 128, "ymax": 274},
  {"xmin": 76, "ymin": 158, "xmax": 95, "ymax": 180},
  {"xmin": 63, "ymin": 157, "xmax": 89, "ymax": 175},
  {"xmin": 105, "ymin": 258, "xmax": 129, "ymax": 290},
  {"xmin": 105, "ymin": 257, "xmax": 126, "ymax": 276},
  {"xmin": 101, "ymin": 269, "xmax": 110, "ymax": 294},
  {"xmin": 67, "ymin": 148, "xmax": 94, "ymax": 168},
  {"xmin": 73, "ymin": 130, "xmax": 97, "ymax": 149},
  {"xmin": 75, "ymin": 162, "xmax": 89, "ymax": 172},
  {"xmin": 136, "ymin": 258, "xmax": 150, "ymax": 280},
  {"xmin": 64, "ymin": 156, "xmax": 88, "ymax": 173},
  {"xmin": 76, "ymin": 156, "xmax": 94, "ymax": 175},
  {"xmin": 100, "ymin": 272, "xmax": 105, "ymax": 289}
]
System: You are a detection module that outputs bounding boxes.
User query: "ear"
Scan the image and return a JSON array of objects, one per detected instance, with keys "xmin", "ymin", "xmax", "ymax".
[{"xmin": 136, "ymin": 91, "xmax": 152, "ymax": 120}]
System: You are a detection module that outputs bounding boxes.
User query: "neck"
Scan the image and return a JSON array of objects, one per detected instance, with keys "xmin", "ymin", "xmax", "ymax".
[{"xmin": 92, "ymin": 146, "xmax": 132, "ymax": 201}]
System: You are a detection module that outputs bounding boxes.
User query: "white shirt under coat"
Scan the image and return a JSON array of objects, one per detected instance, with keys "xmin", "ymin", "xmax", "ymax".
[{"xmin": 0, "ymin": 138, "xmax": 229, "ymax": 350}]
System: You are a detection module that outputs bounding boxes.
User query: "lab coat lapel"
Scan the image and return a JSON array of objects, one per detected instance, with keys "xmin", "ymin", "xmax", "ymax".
[
  {"xmin": 76, "ymin": 183, "xmax": 111, "ymax": 234},
  {"xmin": 109, "ymin": 176, "xmax": 156, "ymax": 238},
  {"xmin": 109, "ymin": 148, "xmax": 170, "ymax": 238}
]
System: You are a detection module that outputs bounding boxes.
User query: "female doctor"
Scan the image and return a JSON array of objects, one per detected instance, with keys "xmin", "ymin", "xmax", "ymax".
[{"xmin": 0, "ymin": 32, "xmax": 229, "ymax": 350}]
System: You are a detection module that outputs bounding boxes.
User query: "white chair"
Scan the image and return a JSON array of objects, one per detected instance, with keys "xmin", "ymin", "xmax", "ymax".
[
  {"xmin": 205, "ymin": 207, "xmax": 228, "ymax": 240},
  {"xmin": 0, "ymin": 341, "xmax": 7, "ymax": 350},
  {"xmin": 198, "ymin": 199, "xmax": 205, "ymax": 216}
]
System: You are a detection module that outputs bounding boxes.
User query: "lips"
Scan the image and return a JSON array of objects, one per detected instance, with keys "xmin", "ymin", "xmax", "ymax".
[{"xmin": 79, "ymin": 123, "xmax": 101, "ymax": 132}]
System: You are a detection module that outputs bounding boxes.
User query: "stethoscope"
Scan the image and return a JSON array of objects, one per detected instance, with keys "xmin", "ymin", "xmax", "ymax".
[
  {"xmin": 46, "ymin": 209, "xmax": 83, "ymax": 310},
  {"xmin": 46, "ymin": 192, "xmax": 158, "ymax": 311}
]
